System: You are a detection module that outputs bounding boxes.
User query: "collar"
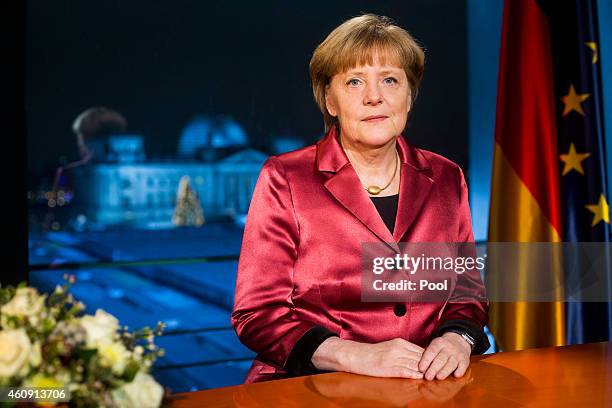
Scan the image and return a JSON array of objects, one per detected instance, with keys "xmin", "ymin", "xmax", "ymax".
[{"xmin": 315, "ymin": 124, "xmax": 432, "ymax": 174}]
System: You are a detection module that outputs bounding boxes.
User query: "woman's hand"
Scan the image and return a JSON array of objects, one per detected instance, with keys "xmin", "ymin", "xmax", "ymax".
[
  {"xmin": 312, "ymin": 337, "xmax": 425, "ymax": 379},
  {"xmin": 418, "ymin": 332, "xmax": 471, "ymax": 380}
]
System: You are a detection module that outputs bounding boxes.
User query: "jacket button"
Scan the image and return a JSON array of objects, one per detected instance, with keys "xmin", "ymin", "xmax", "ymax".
[{"xmin": 394, "ymin": 304, "xmax": 407, "ymax": 317}]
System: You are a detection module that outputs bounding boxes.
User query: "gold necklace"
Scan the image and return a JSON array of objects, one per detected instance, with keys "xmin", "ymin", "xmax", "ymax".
[{"xmin": 364, "ymin": 151, "xmax": 399, "ymax": 195}]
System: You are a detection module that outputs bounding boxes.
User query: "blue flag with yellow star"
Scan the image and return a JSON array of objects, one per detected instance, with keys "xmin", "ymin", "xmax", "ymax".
[{"xmin": 541, "ymin": 0, "xmax": 612, "ymax": 343}]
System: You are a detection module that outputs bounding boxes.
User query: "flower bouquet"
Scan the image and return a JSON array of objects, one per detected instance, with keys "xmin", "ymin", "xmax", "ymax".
[{"xmin": 0, "ymin": 276, "xmax": 166, "ymax": 407}]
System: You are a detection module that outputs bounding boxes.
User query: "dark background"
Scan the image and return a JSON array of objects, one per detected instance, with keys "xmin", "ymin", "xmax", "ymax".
[
  {"xmin": 6, "ymin": 1, "xmax": 27, "ymax": 285},
  {"xmin": 26, "ymin": 0, "xmax": 468, "ymax": 188}
]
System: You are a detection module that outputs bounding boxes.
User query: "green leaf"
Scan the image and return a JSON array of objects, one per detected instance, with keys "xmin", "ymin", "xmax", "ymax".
[
  {"xmin": 75, "ymin": 348, "xmax": 98, "ymax": 363},
  {"xmin": 122, "ymin": 360, "xmax": 140, "ymax": 382}
]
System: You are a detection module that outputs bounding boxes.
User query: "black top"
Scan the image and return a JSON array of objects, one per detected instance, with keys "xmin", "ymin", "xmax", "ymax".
[
  {"xmin": 370, "ymin": 193, "xmax": 400, "ymax": 235},
  {"xmin": 283, "ymin": 193, "xmax": 490, "ymax": 377}
]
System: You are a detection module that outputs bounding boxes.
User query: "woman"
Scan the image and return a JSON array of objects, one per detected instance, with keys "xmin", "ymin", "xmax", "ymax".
[{"xmin": 231, "ymin": 14, "xmax": 489, "ymax": 384}]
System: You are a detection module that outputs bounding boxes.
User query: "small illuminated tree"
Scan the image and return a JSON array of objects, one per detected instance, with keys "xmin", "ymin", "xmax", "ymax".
[{"xmin": 172, "ymin": 176, "xmax": 205, "ymax": 227}]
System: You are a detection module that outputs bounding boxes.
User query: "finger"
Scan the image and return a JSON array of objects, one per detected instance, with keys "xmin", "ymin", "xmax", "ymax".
[
  {"xmin": 418, "ymin": 340, "xmax": 444, "ymax": 373},
  {"xmin": 403, "ymin": 342, "xmax": 425, "ymax": 354},
  {"xmin": 425, "ymin": 353, "xmax": 449, "ymax": 381},
  {"xmin": 453, "ymin": 358, "xmax": 470, "ymax": 378},
  {"xmin": 394, "ymin": 338, "xmax": 425, "ymax": 354},
  {"xmin": 402, "ymin": 346, "xmax": 424, "ymax": 358},
  {"xmin": 395, "ymin": 356, "xmax": 421, "ymax": 372},
  {"xmin": 400, "ymin": 350, "xmax": 425, "ymax": 363},
  {"xmin": 435, "ymin": 356, "xmax": 458, "ymax": 380},
  {"xmin": 390, "ymin": 365, "xmax": 424, "ymax": 379}
]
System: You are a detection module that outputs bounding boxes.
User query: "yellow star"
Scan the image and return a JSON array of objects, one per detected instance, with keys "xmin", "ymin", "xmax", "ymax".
[
  {"xmin": 585, "ymin": 194, "xmax": 610, "ymax": 227},
  {"xmin": 585, "ymin": 42, "xmax": 598, "ymax": 64},
  {"xmin": 559, "ymin": 143, "xmax": 590, "ymax": 175},
  {"xmin": 561, "ymin": 84, "xmax": 590, "ymax": 116}
]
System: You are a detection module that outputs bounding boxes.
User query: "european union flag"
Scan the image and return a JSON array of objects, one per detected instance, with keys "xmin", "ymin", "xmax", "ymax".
[{"xmin": 542, "ymin": 0, "xmax": 612, "ymax": 343}]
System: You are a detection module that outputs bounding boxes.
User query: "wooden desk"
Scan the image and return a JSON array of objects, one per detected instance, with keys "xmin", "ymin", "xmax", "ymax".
[{"xmin": 171, "ymin": 341, "xmax": 612, "ymax": 407}]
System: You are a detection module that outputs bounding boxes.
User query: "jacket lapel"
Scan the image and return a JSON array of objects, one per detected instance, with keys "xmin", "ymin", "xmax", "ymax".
[
  {"xmin": 323, "ymin": 166, "xmax": 398, "ymax": 251},
  {"xmin": 316, "ymin": 126, "xmax": 434, "ymax": 250},
  {"xmin": 393, "ymin": 136, "xmax": 434, "ymax": 242},
  {"xmin": 316, "ymin": 126, "xmax": 397, "ymax": 252}
]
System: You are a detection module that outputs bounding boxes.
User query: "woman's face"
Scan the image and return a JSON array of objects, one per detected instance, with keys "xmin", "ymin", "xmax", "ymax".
[{"xmin": 325, "ymin": 55, "xmax": 411, "ymax": 149}]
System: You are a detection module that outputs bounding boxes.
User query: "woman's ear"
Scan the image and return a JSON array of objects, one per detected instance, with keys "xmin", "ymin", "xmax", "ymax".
[{"xmin": 325, "ymin": 85, "xmax": 338, "ymax": 117}]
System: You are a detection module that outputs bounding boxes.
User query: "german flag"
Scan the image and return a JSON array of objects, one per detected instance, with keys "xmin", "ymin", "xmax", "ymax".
[{"xmin": 488, "ymin": 0, "xmax": 610, "ymax": 350}]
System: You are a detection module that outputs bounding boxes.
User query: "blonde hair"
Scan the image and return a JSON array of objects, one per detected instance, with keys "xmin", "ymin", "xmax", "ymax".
[{"xmin": 309, "ymin": 14, "xmax": 425, "ymax": 131}]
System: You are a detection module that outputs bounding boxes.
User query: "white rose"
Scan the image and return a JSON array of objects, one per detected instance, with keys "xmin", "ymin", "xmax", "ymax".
[
  {"xmin": 98, "ymin": 341, "xmax": 130, "ymax": 375},
  {"xmin": 79, "ymin": 309, "xmax": 119, "ymax": 347},
  {"xmin": 112, "ymin": 372, "xmax": 163, "ymax": 408},
  {"xmin": 1, "ymin": 288, "xmax": 46, "ymax": 327},
  {"xmin": 0, "ymin": 329, "xmax": 32, "ymax": 379}
]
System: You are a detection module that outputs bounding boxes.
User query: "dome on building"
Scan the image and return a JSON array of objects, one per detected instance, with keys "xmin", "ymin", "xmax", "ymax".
[{"xmin": 178, "ymin": 115, "xmax": 248, "ymax": 159}]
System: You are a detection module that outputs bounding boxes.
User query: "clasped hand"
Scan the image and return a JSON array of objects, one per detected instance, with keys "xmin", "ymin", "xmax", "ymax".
[{"xmin": 341, "ymin": 333, "xmax": 471, "ymax": 381}]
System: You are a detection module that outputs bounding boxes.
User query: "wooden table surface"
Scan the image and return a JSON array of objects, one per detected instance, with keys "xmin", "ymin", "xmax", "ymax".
[{"xmin": 171, "ymin": 341, "xmax": 612, "ymax": 407}]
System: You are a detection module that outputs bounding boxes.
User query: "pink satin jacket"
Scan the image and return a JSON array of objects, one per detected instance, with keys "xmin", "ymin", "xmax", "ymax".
[{"xmin": 231, "ymin": 126, "xmax": 489, "ymax": 383}]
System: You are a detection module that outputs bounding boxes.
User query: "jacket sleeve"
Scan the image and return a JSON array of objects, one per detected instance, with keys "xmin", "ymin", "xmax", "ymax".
[
  {"xmin": 434, "ymin": 168, "xmax": 490, "ymax": 354},
  {"xmin": 231, "ymin": 157, "xmax": 334, "ymax": 369}
]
